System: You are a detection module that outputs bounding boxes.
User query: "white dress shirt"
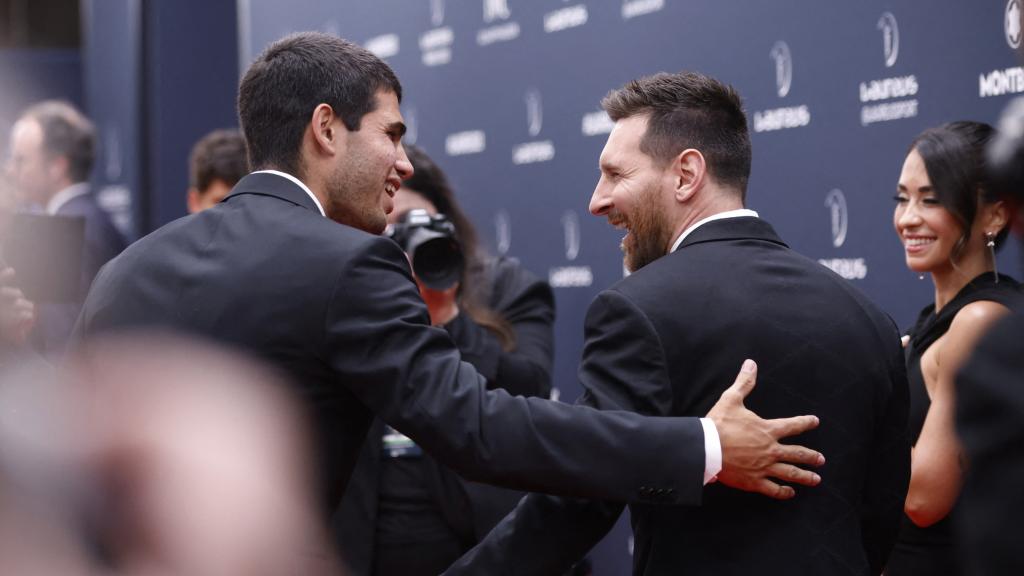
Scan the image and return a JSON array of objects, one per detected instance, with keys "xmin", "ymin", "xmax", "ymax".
[{"xmin": 251, "ymin": 170, "xmax": 327, "ymax": 217}]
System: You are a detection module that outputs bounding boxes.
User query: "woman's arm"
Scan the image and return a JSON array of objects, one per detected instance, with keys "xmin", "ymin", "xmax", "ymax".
[{"xmin": 905, "ymin": 300, "xmax": 1010, "ymax": 527}]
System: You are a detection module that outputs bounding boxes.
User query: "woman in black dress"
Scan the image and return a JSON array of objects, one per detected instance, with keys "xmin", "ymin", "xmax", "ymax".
[{"xmin": 886, "ymin": 121, "xmax": 1023, "ymax": 575}]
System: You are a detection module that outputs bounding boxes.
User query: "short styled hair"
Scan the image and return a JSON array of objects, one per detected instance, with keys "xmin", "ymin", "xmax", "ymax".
[
  {"xmin": 602, "ymin": 72, "xmax": 752, "ymax": 199},
  {"xmin": 237, "ymin": 32, "xmax": 402, "ymax": 177},
  {"xmin": 20, "ymin": 100, "xmax": 96, "ymax": 183},
  {"xmin": 189, "ymin": 129, "xmax": 249, "ymax": 192}
]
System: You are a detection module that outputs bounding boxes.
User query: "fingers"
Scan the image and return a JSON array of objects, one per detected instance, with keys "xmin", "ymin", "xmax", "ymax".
[
  {"xmin": 767, "ymin": 414, "xmax": 819, "ymax": 439},
  {"xmin": 767, "ymin": 463, "xmax": 821, "ymax": 487},
  {"xmin": 774, "ymin": 443, "xmax": 825, "ymax": 467},
  {"xmin": 751, "ymin": 478, "xmax": 796, "ymax": 500},
  {"xmin": 722, "ymin": 359, "xmax": 758, "ymax": 402}
]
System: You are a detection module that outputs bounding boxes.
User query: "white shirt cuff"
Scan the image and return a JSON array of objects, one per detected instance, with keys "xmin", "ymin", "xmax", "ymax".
[{"xmin": 700, "ymin": 417, "xmax": 722, "ymax": 485}]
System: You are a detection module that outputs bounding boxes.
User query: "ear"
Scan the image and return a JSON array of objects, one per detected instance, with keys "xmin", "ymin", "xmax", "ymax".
[
  {"xmin": 982, "ymin": 199, "xmax": 1010, "ymax": 237},
  {"xmin": 309, "ymin": 103, "xmax": 341, "ymax": 156},
  {"xmin": 48, "ymin": 155, "xmax": 70, "ymax": 181},
  {"xmin": 186, "ymin": 188, "xmax": 201, "ymax": 214},
  {"xmin": 672, "ymin": 148, "xmax": 706, "ymax": 203}
]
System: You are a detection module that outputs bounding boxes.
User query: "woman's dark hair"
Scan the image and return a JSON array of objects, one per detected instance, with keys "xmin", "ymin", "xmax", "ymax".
[
  {"xmin": 402, "ymin": 145, "xmax": 516, "ymax": 350},
  {"xmin": 910, "ymin": 121, "xmax": 1008, "ymax": 260}
]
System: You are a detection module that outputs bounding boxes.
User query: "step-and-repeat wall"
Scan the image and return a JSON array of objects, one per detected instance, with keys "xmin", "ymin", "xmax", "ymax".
[{"xmin": 242, "ymin": 1, "xmax": 1024, "ymax": 571}]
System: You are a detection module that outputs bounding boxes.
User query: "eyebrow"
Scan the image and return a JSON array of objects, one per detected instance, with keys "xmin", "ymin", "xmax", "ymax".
[
  {"xmin": 897, "ymin": 183, "xmax": 933, "ymax": 192},
  {"xmin": 387, "ymin": 121, "xmax": 407, "ymax": 137}
]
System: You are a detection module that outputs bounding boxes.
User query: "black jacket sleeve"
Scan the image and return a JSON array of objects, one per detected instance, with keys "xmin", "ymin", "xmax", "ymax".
[
  {"xmin": 444, "ymin": 288, "xmax": 682, "ymax": 575},
  {"xmin": 324, "ymin": 237, "xmax": 705, "ymax": 504}
]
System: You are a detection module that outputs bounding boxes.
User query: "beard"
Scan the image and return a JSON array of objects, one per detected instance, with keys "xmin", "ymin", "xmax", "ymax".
[
  {"xmin": 325, "ymin": 166, "xmax": 387, "ymax": 235},
  {"xmin": 620, "ymin": 185, "xmax": 674, "ymax": 273}
]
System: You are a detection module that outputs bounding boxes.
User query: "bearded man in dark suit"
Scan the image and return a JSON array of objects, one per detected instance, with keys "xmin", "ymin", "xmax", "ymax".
[
  {"xmin": 446, "ymin": 72, "xmax": 910, "ymax": 576},
  {"xmin": 73, "ymin": 33, "xmax": 826, "ymax": 553}
]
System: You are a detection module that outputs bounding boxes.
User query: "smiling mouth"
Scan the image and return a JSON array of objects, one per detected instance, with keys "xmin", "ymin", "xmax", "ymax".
[{"xmin": 904, "ymin": 237, "xmax": 936, "ymax": 247}]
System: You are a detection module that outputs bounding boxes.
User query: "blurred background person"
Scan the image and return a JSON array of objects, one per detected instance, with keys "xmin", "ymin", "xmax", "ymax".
[
  {"xmin": 0, "ymin": 332, "xmax": 341, "ymax": 576},
  {"xmin": 334, "ymin": 145, "xmax": 556, "ymax": 576},
  {"xmin": 887, "ymin": 121, "xmax": 1023, "ymax": 576},
  {"xmin": 186, "ymin": 128, "xmax": 248, "ymax": 214},
  {"xmin": 4, "ymin": 100, "xmax": 126, "ymax": 357},
  {"xmin": 954, "ymin": 97, "xmax": 1024, "ymax": 576}
]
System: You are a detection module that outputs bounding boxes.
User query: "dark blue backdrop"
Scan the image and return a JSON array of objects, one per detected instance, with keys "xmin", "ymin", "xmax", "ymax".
[{"xmin": 237, "ymin": 1, "xmax": 1024, "ymax": 571}]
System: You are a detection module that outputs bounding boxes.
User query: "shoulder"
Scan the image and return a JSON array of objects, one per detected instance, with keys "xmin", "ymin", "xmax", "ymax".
[{"xmin": 940, "ymin": 300, "xmax": 1013, "ymax": 367}]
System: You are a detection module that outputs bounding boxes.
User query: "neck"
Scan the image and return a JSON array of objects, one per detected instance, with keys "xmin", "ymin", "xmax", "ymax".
[
  {"xmin": 930, "ymin": 248, "xmax": 993, "ymax": 311},
  {"xmin": 668, "ymin": 192, "xmax": 744, "ymax": 250}
]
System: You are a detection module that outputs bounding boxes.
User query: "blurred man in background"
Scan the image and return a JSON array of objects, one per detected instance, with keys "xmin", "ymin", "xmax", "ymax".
[
  {"xmin": 187, "ymin": 128, "xmax": 248, "ymax": 213},
  {"xmin": 4, "ymin": 100, "xmax": 126, "ymax": 356}
]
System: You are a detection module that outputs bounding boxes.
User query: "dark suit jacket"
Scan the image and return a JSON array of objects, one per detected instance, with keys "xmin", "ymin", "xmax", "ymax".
[
  {"xmin": 446, "ymin": 216, "xmax": 910, "ymax": 576},
  {"xmin": 33, "ymin": 188, "xmax": 127, "ymax": 357},
  {"xmin": 955, "ymin": 311, "xmax": 1024, "ymax": 576},
  {"xmin": 75, "ymin": 172, "xmax": 706, "ymax": 517},
  {"xmin": 335, "ymin": 255, "xmax": 555, "ymax": 574}
]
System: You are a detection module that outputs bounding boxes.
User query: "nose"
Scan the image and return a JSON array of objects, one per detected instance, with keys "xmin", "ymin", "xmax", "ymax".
[
  {"xmin": 396, "ymin": 144, "xmax": 414, "ymax": 181},
  {"xmin": 589, "ymin": 178, "xmax": 611, "ymax": 216},
  {"xmin": 896, "ymin": 200, "xmax": 923, "ymax": 230}
]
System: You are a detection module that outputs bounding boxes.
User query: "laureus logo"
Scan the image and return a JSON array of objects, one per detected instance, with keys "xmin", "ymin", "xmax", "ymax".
[
  {"xmin": 769, "ymin": 41, "xmax": 792, "ymax": 98},
  {"xmin": 431, "ymin": 0, "xmax": 446, "ymax": 27},
  {"xmin": 484, "ymin": 0, "xmax": 511, "ymax": 23},
  {"xmin": 561, "ymin": 210, "xmax": 580, "ymax": 261},
  {"xmin": 825, "ymin": 189, "xmax": 848, "ymax": 248},
  {"xmin": 1007, "ymin": 0, "xmax": 1022, "ymax": 49},
  {"xmin": 495, "ymin": 210, "xmax": 512, "ymax": 255},
  {"xmin": 878, "ymin": 12, "xmax": 899, "ymax": 68},
  {"xmin": 525, "ymin": 89, "xmax": 543, "ymax": 137}
]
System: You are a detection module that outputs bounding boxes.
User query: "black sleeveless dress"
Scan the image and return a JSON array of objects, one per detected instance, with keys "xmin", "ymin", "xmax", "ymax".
[{"xmin": 886, "ymin": 273, "xmax": 1023, "ymax": 576}]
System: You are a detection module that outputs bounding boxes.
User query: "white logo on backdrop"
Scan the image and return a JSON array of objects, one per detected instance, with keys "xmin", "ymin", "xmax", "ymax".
[
  {"xmin": 484, "ymin": 0, "xmax": 511, "ymax": 23},
  {"xmin": 622, "ymin": 0, "xmax": 664, "ymax": 20},
  {"xmin": 979, "ymin": 2, "xmax": 1024, "ymax": 97},
  {"xmin": 825, "ymin": 189, "xmax": 848, "ymax": 248},
  {"xmin": 403, "ymin": 106, "xmax": 418, "ymax": 146},
  {"xmin": 581, "ymin": 110, "xmax": 614, "ymax": 136},
  {"xmin": 365, "ymin": 33, "xmax": 400, "ymax": 59},
  {"xmin": 431, "ymin": 0, "xmax": 446, "ymax": 27},
  {"xmin": 878, "ymin": 12, "xmax": 899, "ymax": 68},
  {"xmin": 513, "ymin": 89, "xmax": 555, "ymax": 164},
  {"xmin": 753, "ymin": 42, "xmax": 810, "ymax": 132},
  {"xmin": 1008, "ymin": 0, "xmax": 1022, "ymax": 49},
  {"xmin": 526, "ymin": 89, "xmax": 543, "ymax": 137},
  {"xmin": 770, "ymin": 41, "xmax": 792, "ymax": 98},
  {"xmin": 495, "ymin": 210, "xmax": 512, "ymax": 255},
  {"xmin": 544, "ymin": 3, "xmax": 588, "ymax": 33},
  {"xmin": 562, "ymin": 211, "xmax": 580, "ymax": 261}
]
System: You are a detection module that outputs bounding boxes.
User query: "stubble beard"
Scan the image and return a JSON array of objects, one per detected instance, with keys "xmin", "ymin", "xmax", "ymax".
[{"xmin": 622, "ymin": 185, "xmax": 673, "ymax": 273}]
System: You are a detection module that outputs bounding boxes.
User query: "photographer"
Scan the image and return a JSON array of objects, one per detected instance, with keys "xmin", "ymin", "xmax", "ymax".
[{"xmin": 334, "ymin": 145, "xmax": 555, "ymax": 576}]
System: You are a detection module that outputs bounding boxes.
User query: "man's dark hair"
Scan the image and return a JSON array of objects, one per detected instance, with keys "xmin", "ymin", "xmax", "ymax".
[
  {"xmin": 237, "ymin": 32, "xmax": 402, "ymax": 177},
  {"xmin": 602, "ymin": 72, "xmax": 752, "ymax": 200},
  {"xmin": 21, "ymin": 100, "xmax": 96, "ymax": 183},
  {"xmin": 189, "ymin": 129, "xmax": 249, "ymax": 192},
  {"xmin": 910, "ymin": 121, "xmax": 1005, "ymax": 257}
]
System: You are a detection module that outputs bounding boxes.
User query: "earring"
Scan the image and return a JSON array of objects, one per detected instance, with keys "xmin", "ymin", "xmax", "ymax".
[{"xmin": 986, "ymin": 231, "xmax": 999, "ymax": 283}]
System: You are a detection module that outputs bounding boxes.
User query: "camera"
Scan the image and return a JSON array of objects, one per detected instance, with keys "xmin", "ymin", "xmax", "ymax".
[{"xmin": 386, "ymin": 209, "xmax": 465, "ymax": 290}]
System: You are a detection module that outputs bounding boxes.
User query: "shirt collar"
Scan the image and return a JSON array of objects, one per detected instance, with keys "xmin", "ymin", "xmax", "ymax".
[
  {"xmin": 45, "ymin": 182, "xmax": 90, "ymax": 215},
  {"xmin": 250, "ymin": 170, "xmax": 326, "ymax": 217},
  {"xmin": 670, "ymin": 208, "xmax": 759, "ymax": 253}
]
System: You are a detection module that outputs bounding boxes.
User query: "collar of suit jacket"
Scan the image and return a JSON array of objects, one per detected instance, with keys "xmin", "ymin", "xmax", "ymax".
[
  {"xmin": 676, "ymin": 216, "xmax": 789, "ymax": 251},
  {"xmin": 224, "ymin": 171, "xmax": 326, "ymax": 216}
]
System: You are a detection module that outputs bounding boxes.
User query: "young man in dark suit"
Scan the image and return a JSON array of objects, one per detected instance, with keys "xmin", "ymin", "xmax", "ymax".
[
  {"xmin": 446, "ymin": 72, "xmax": 910, "ymax": 576},
  {"xmin": 74, "ymin": 33, "xmax": 825, "ymax": 539}
]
